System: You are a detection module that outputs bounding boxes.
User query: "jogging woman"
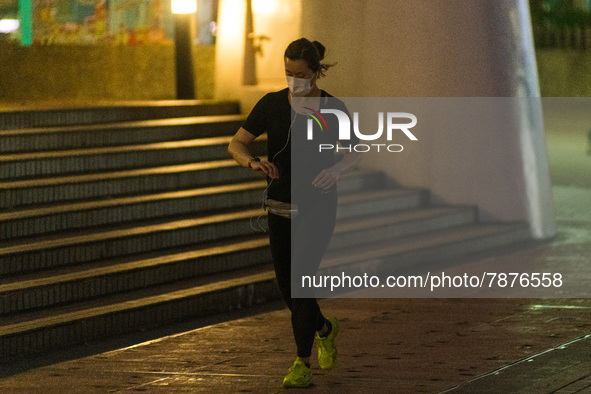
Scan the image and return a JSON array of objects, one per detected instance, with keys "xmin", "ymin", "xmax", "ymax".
[{"xmin": 228, "ymin": 37, "xmax": 360, "ymax": 388}]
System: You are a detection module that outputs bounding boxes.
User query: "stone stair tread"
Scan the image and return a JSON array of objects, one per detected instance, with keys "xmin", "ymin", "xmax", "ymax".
[
  {"xmin": 0, "ymin": 173, "xmax": 393, "ymax": 229},
  {"xmin": 0, "ymin": 178, "xmax": 402, "ymax": 222},
  {"xmin": 0, "ymin": 222, "xmax": 530, "ymax": 337},
  {"xmin": 333, "ymin": 205, "xmax": 475, "ymax": 233},
  {"xmin": 0, "ymin": 180, "xmax": 267, "ymax": 222},
  {"xmin": 323, "ymin": 221, "xmax": 530, "ymax": 268},
  {"xmin": 0, "ymin": 136, "xmax": 235, "ymax": 162},
  {"xmin": 0, "ymin": 183, "xmax": 438, "ymax": 255},
  {"xmin": 0, "ymin": 233, "xmax": 265, "ymax": 285},
  {"xmin": 0, "ymin": 160, "xmax": 239, "ymax": 188},
  {"xmin": 337, "ymin": 187, "xmax": 426, "ymax": 204},
  {"xmin": 0, "ymin": 266, "xmax": 276, "ymax": 336},
  {"xmin": 0, "ymin": 206, "xmax": 476, "ymax": 291},
  {"xmin": 0, "ymin": 101, "xmax": 537, "ymax": 360},
  {"xmin": 0, "ymin": 208, "xmax": 266, "ymax": 256},
  {"xmin": 0, "ymin": 99, "xmax": 239, "ymax": 112},
  {"xmin": 0, "ymin": 114, "xmax": 246, "ymax": 137},
  {"xmin": 0, "ymin": 134, "xmax": 267, "ymax": 164},
  {"xmin": 0, "ymin": 236, "xmax": 269, "ymax": 294}
]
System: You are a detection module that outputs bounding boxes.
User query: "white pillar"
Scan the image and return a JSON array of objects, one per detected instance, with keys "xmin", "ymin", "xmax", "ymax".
[
  {"xmin": 300, "ymin": 0, "xmax": 556, "ymax": 239},
  {"xmin": 215, "ymin": 0, "xmax": 301, "ymax": 112},
  {"xmin": 502, "ymin": 0, "xmax": 556, "ymax": 239}
]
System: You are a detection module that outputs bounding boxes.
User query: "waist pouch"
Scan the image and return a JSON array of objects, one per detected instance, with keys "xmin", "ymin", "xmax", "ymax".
[{"xmin": 264, "ymin": 198, "xmax": 299, "ymax": 219}]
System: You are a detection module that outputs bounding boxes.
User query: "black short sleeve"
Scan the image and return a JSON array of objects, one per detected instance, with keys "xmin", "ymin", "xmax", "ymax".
[{"xmin": 241, "ymin": 93, "xmax": 270, "ymax": 137}]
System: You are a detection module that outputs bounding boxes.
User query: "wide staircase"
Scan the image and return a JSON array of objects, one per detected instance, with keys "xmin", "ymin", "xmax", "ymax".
[{"xmin": 0, "ymin": 102, "xmax": 532, "ymax": 361}]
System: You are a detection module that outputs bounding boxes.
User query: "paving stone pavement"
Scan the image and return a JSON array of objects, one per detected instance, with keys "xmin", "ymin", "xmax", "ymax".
[{"xmin": 1, "ymin": 296, "xmax": 591, "ymax": 393}]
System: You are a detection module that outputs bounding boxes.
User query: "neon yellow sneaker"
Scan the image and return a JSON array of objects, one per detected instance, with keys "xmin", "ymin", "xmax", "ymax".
[
  {"xmin": 315, "ymin": 316, "xmax": 339, "ymax": 370},
  {"xmin": 283, "ymin": 360, "xmax": 314, "ymax": 388}
]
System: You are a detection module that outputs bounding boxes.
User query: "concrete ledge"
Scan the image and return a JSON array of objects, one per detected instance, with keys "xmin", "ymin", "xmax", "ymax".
[
  {"xmin": 0, "ymin": 101, "xmax": 242, "ymax": 130},
  {"xmin": 0, "ymin": 209, "xmax": 267, "ymax": 274},
  {"xmin": 0, "ymin": 238, "xmax": 271, "ymax": 314},
  {"xmin": 0, "ymin": 115, "xmax": 245, "ymax": 153},
  {"xmin": 0, "ymin": 270, "xmax": 278, "ymax": 361},
  {"xmin": 0, "ymin": 161, "xmax": 261, "ymax": 208}
]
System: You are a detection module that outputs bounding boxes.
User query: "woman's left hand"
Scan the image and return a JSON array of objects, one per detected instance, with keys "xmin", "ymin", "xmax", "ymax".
[{"xmin": 312, "ymin": 168, "xmax": 341, "ymax": 191}]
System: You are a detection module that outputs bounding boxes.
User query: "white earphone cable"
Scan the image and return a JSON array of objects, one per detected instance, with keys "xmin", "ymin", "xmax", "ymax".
[{"xmin": 249, "ymin": 106, "xmax": 300, "ymax": 233}]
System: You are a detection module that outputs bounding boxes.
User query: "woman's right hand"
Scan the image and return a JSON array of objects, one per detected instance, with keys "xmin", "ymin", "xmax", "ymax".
[
  {"xmin": 252, "ymin": 159, "xmax": 279, "ymax": 179},
  {"xmin": 229, "ymin": 127, "xmax": 279, "ymax": 179}
]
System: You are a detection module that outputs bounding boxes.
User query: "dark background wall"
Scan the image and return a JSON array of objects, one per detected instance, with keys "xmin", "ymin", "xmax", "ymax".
[{"xmin": 0, "ymin": 43, "xmax": 215, "ymax": 102}]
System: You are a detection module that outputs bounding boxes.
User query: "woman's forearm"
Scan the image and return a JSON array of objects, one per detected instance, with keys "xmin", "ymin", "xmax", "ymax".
[
  {"xmin": 228, "ymin": 139, "xmax": 254, "ymax": 168},
  {"xmin": 312, "ymin": 151, "xmax": 361, "ymax": 190},
  {"xmin": 331, "ymin": 151, "xmax": 362, "ymax": 176}
]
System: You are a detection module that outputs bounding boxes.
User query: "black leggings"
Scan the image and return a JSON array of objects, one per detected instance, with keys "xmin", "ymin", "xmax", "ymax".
[{"xmin": 268, "ymin": 192, "xmax": 337, "ymax": 358}]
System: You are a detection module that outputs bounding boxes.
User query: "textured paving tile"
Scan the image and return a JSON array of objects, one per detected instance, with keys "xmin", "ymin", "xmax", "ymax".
[{"xmin": 1, "ymin": 297, "xmax": 591, "ymax": 393}]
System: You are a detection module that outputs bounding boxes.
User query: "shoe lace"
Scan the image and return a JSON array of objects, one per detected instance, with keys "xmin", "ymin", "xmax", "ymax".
[{"xmin": 289, "ymin": 361, "xmax": 306, "ymax": 373}]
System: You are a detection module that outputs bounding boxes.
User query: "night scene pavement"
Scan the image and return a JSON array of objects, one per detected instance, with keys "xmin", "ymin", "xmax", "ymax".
[{"xmin": 1, "ymin": 104, "xmax": 591, "ymax": 393}]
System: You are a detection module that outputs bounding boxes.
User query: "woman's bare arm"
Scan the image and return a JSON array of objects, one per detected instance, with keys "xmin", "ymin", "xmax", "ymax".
[
  {"xmin": 312, "ymin": 151, "xmax": 362, "ymax": 190},
  {"xmin": 228, "ymin": 127, "xmax": 279, "ymax": 179}
]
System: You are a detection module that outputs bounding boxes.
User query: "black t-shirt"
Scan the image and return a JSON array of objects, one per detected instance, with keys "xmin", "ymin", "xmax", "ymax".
[{"xmin": 242, "ymin": 88, "xmax": 357, "ymax": 204}]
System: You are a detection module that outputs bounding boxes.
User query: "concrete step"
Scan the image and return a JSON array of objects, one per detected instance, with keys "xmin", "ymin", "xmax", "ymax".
[
  {"xmin": 0, "ymin": 267, "xmax": 279, "ymax": 361},
  {"xmin": 0, "ymin": 170, "xmax": 388, "ymax": 238},
  {"xmin": 0, "ymin": 181, "xmax": 267, "ymax": 238},
  {"xmin": 0, "ymin": 102, "xmax": 536, "ymax": 362},
  {"xmin": 0, "ymin": 100, "xmax": 241, "ymax": 130},
  {"xmin": 0, "ymin": 160, "xmax": 262, "ymax": 209},
  {"xmin": 335, "ymin": 169, "xmax": 388, "ymax": 194},
  {"xmin": 0, "ymin": 137, "xmax": 267, "ymax": 180},
  {"xmin": 0, "ymin": 115, "xmax": 245, "ymax": 153},
  {"xmin": 329, "ymin": 205, "xmax": 478, "ymax": 250},
  {"xmin": 0, "ymin": 184, "xmax": 429, "ymax": 275},
  {"xmin": 0, "ymin": 220, "xmax": 531, "ymax": 361},
  {"xmin": 0, "ymin": 208, "xmax": 268, "ymax": 276},
  {"xmin": 0, "ymin": 236, "xmax": 271, "ymax": 315},
  {"xmin": 0, "ymin": 205, "xmax": 476, "ymax": 314},
  {"xmin": 336, "ymin": 187, "xmax": 429, "ymax": 220},
  {"xmin": 319, "ymin": 222, "xmax": 532, "ymax": 290}
]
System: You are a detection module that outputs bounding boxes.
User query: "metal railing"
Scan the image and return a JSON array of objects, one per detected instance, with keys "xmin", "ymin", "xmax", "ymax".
[{"xmin": 533, "ymin": 23, "xmax": 591, "ymax": 49}]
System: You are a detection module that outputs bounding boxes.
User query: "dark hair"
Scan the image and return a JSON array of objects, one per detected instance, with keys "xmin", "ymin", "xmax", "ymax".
[{"xmin": 284, "ymin": 38, "xmax": 335, "ymax": 77}]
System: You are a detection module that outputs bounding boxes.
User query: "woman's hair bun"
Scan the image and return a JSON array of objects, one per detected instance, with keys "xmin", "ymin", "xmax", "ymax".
[
  {"xmin": 284, "ymin": 38, "xmax": 335, "ymax": 77},
  {"xmin": 312, "ymin": 41, "xmax": 326, "ymax": 60}
]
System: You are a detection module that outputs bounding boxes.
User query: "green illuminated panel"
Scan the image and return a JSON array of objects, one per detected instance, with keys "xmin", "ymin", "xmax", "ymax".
[{"xmin": 19, "ymin": 0, "xmax": 32, "ymax": 46}]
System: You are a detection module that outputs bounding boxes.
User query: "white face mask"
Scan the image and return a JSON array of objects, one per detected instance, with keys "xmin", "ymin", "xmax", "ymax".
[{"xmin": 286, "ymin": 75, "xmax": 315, "ymax": 96}]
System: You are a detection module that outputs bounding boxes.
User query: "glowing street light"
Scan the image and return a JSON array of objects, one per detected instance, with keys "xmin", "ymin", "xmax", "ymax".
[
  {"xmin": 0, "ymin": 19, "xmax": 20, "ymax": 34},
  {"xmin": 172, "ymin": 0, "xmax": 197, "ymax": 15}
]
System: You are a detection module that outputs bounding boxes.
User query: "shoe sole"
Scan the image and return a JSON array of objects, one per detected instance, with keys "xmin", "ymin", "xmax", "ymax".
[{"xmin": 283, "ymin": 380, "xmax": 314, "ymax": 388}]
